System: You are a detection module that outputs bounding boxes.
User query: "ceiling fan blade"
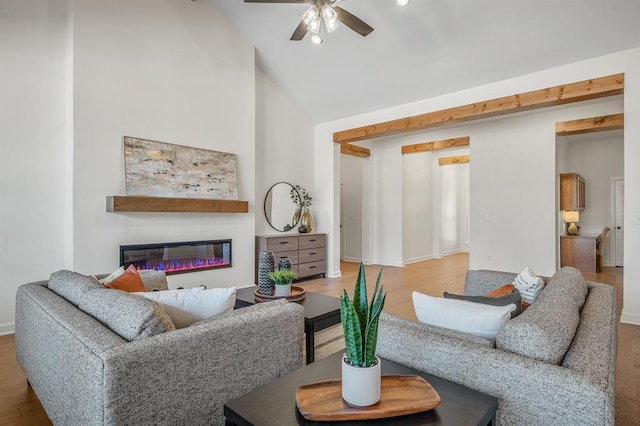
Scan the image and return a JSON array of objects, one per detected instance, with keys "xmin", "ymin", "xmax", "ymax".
[
  {"xmin": 334, "ymin": 6, "xmax": 374, "ymax": 37},
  {"xmin": 290, "ymin": 20, "xmax": 308, "ymax": 41}
]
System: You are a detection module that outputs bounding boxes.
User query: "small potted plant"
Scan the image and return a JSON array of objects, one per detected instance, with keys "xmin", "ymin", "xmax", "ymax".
[
  {"xmin": 340, "ymin": 262, "xmax": 386, "ymax": 407},
  {"xmin": 268, "ymin": 269, "xmax": 296, "ymax": 296}
]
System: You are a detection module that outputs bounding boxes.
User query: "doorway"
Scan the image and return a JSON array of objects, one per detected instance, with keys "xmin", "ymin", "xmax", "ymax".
[{"xmin": 613, "ymin": 178, "xmax": 624, "ymax": 267}]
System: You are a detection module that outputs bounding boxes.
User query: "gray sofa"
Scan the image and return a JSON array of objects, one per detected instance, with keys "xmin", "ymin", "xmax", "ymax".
[
  {"xmin": 15, "ymin": 270, "xmax": 304, "ymax": 425},
  {"xmin": 377, "ymin": 267, "xmax": 617, "ymax": 426}
]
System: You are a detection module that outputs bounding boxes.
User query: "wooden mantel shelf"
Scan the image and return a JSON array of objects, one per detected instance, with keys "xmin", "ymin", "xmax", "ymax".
[{"xmin": 106, "ymin": 196, "xmax": 249, "ymax": 213}]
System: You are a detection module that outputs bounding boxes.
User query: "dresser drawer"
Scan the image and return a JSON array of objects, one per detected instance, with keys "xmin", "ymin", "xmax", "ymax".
[
  {"xmin": 273, "ymin": 250, "xmax": 299, "ymax": 266},
  {"xmin": 299, "ymin": 234, "xmax": 325, "ymax": 250},
  {"xmin": 266, "ymin": 236, "xmax": 299, "ymax": 252},
  {"xmin": 298, "ymin": 248, "xmax": 324, "ymax": 263},
  {"xmin": 298, "ymin": 261, "xmax": 326, "ymax": 278}
]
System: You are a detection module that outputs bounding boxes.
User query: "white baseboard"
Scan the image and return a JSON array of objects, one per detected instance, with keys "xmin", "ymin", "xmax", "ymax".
[
  {"xmin": 404, "ymin": 255, "xmax": 433, "ymax": 265},
  {"xmin": 341, "ymin": 257, "xmax": 362, "ymax": 263},
  {"xmin": 0, "ymin": 323, "xmax": 15, "ymax": 336},
  {"xmin": 620, "ymin": 310, "xmax": 640, "ymax": 326},
  {"xmin": 372, "ymin": 259, "xmax": 405, "ymax": 268},
  {"xmin": 326, "ymin": 270, "xmax": 342, "ymax": 278}
]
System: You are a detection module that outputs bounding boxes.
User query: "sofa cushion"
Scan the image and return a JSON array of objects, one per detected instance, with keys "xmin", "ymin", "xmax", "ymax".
[
  {"xmin": 137, "ymin": 269, "xmax": 169, "ymax": 291},
  {"xmin": 48, "ymin": 270, "xmax": 104, "ymax": 306},
  {"xmin": 496, "ymin": 266, "xmax": 588, "ymax": 364},
  {"xmin": 413, "ymin": 291, "xmax": 516, "ymax": 340},
  {"xmin": 444, "ymin": 287, "xmax": 522, "ymax": 318},
  {"xmin": 80, "ymin": 288, "xmax": 175, "ymax": 341},
  {"xmin": 135, "ymin": 287, "xmax": 237, "ymax": 328}
]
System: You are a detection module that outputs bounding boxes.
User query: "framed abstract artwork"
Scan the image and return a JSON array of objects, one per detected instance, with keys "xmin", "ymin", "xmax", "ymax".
[{"xmin": 123, "ymin": 136, "xmax": 239, "ymax": 200}]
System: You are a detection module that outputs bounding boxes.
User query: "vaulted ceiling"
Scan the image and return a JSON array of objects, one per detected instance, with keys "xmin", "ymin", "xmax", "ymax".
[{"xmin": 211, "ymin": 0, "xmax": 640, "ymax": 123}]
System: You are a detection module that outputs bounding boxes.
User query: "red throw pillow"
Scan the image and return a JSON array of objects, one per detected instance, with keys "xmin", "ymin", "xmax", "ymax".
[
  {"xmin": 105, "ymin": 265, "xmax": 147, "ymax": 292},
  {"xmin": 485, "ymin": 284, "xmax": 529, "ymax": 311}
]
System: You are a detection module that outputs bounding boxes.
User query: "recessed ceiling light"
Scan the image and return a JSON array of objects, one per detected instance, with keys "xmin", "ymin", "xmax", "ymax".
[{"xmin": 396, "ymin": 0, "xmax": 411, "ymax": 6}]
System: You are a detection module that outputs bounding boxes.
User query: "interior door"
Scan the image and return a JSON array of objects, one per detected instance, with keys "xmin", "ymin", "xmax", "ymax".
[{"xmin": 614, "ymin": 179, "xmax": 624, "ymax": 266}]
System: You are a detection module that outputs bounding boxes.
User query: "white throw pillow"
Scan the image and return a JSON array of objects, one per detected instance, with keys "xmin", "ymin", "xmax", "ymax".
[
  {"xmin": 412, "ymin": 291, "xmax": 515, "ymax": 340},
  {"xmin": 513, "ymin": 266, "xmax": 545, "ymax": 304},
  {"xmin": 97, "ymin": 266, "xmax": 125, "ymax": 285},
  {"xmin": 135, "ymin": 287, "xmax": 236, "ymax": 328}
]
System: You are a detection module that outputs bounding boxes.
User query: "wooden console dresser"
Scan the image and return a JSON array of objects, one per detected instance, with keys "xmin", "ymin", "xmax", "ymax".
[{"xmin": 255, "ymin": 234, "xmax": 326, "ymax": 282}]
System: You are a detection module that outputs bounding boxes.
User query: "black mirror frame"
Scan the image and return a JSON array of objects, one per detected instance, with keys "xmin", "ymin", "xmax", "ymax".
[{"xmin": 264, "ymin": 182, "xmax": 302, "ymax": 232}]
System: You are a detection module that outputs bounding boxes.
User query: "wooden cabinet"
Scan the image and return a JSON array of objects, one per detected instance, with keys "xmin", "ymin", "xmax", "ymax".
[
  {"xmin": 560, "ymin": 173, "xmax": 585, "ymax": 211},
  {"xmin": 256, "ymin": 234, "xmax": 326, "ymax": 282},
  {"xmin": 560, "ymin": 234, "xmax": 597, "ymax": 273}
]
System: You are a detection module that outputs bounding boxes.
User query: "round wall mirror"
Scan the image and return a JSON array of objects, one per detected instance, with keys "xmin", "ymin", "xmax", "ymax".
[{"xmin": 264, "ymin": 182, "xmax": 301, "ymax": 232}]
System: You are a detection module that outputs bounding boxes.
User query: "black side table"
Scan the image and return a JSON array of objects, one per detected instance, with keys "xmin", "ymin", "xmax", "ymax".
[{"xmin": 234, "ymin": 286, "xmax": 341, "ymax": 364}]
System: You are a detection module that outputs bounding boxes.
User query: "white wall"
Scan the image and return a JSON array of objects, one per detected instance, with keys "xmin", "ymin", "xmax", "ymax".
[
  {"xmin": 315, "ymin": 47, "xmax": 640, "ymax": 325},
  {"xmin": 71, "ymin": 0, "xmax": 256, "ymax": 289},
  {"xmin": 0, "ymin": 0, "xmax": 69, "ymax": 333},
  {"xmin": 254, "ymin": 68, "xmax": 314, "ymax": 236}
]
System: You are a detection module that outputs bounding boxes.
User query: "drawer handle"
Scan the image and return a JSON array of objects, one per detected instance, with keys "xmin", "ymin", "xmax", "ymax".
[
  {"xmin": 279, "ymin": 241, "xmax": 288, "ymax": 245},
  {"xmin": 309, "ymin": 266, "xmax": 316, "ymax": 269},
  {"xmin": 279, "ymin": 256, "xmax": 289, "ymax": 259},
  {"xmin": 309, "ymin": 239, "xmax": 316, "ymax": 242},
  {"xmin": 309, "ymin": 252, "xmax": 316, "ymax": 255}
]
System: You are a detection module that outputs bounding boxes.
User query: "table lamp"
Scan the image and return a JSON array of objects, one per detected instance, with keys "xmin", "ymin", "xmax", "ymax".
[{"xmin": 563, "ymin": 210, "xmax": 580, "ymax": 235}]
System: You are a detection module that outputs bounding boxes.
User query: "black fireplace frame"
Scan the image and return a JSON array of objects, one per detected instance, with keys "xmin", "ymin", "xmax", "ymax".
[{"xmin": 119, "ymin": 239, "xmax": 232, "ymax": 275}]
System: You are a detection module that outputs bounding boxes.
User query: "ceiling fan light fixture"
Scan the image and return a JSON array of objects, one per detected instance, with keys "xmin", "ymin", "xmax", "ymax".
[
  {"xmin": 322, "ymin": 5, "xmax": 339, "ymax": 33},
  {"xmin": 396, "ymin": 0, "xmax": 411, "ymax": 6},
  {"xmin": 302, "ymin": 6, "xmax": 319, "ymax": 25},
  {"xmin": 307, "ymin": 17, "xmax": 321, "ymax": 34},
  {"xmin": 310, "ymin": 34, "xmax": 323, "ymax": 44}
]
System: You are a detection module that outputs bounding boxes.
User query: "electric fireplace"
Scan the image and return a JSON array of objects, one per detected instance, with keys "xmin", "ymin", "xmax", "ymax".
[{"xmin": 120, "ymin": 239, "xmax": 231, "ymax": 275}]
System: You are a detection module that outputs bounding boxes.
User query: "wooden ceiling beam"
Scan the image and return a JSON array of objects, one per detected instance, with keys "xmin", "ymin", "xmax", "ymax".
[
  {"xmin": 556, "ymin": 113, "xmax": 624, "ymax": 136},
  {"xmin": 340, "ymin": 143, "xmax": 370, "ymax": 158},
  {"xmin": 333, "ymin": 73, "xmax": 624, "ymax": 144},
  {"xmin": 439, "ymin": 155, "xmax": 470, "ymax": 166},
  {"xmin": 402, "ymin": 136, "xmax": 470, "ymax": 155}
]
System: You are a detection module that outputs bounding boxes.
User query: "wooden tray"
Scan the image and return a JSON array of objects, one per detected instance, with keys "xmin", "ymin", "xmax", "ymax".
[
  {"xmin": 295, "ymin": 375, "xmax": 441, "ymax": 421},
  {"xmin": 254, "ymin": 286, "xmax": 306, "ymax": 303}
]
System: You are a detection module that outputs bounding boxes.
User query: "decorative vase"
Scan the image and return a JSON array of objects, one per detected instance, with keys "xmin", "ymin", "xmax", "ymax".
[
  {"xmin": 278, "ymin": 257, "xmax": 292, "ymax": 271},
  {"xmin": 274, "ymin": 283, "xmax": 292, "ymax": 297},
  {"xmin": 300, "ymin": 208, "xmax": 313, "ymax": 233},
  {"xmin": 292, "ymin": 209, "xmax": 301, "ymax": 228},
  {"xmin": 341, "ymin": 354, "xmax": 381, "ymax": 407},
  {"xmin": 257, "ymin": 251, "xmax": 275, "ymax": 295}
]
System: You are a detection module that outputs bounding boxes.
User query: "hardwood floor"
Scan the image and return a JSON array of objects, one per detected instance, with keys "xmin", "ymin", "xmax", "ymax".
[{"xmin": 0, "ymin": 253, "xmax": 637, "ymax": 425}]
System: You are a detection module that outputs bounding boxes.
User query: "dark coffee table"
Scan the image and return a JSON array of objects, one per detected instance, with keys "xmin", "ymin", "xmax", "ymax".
[
  {"xmin": 224, "ymin": 351, "xmax": 498, "ymax": 425},
  {"xmin": 234, "ymin": 286, "xmax": 341, "ymax": 364}
]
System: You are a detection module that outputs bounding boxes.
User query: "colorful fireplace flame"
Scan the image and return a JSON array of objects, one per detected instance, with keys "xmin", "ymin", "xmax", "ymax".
[{"xmin": 120, "ymin": 240, "xmax": 231, "ymax": 275}]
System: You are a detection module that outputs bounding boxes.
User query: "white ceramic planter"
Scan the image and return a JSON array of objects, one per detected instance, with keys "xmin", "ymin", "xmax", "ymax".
[
  {"xmin": 341, "ymin": 354, "xmax": 381, "ymax": 407},
  {"xmin": 274, "ymin": 283, "xmax": 292, "ymax": 297}
]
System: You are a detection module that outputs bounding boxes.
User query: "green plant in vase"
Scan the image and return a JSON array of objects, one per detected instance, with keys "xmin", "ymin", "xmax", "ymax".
[
  {"xmin": 268, "ymin": 269, "xmax": 296, "ymax": 297},
  {"xmin": 341, "ymin": 262, "xmax": 386, "ymax": 367},
  {"xmin": 267, "ymin": 269, "xmax": 296, "ymax": 285},
  {"xmin": 340, "ymin": 262, "xmax": 386, "ymax": 406}
]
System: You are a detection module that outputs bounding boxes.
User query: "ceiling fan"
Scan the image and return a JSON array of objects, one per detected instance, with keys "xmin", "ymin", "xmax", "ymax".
[{"xmin": 244, "ymin": 0, "xmax": 374, "ymax": 43}]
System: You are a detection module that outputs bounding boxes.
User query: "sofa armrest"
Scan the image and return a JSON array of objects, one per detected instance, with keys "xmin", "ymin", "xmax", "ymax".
[
  {"xmin": 99, "ymin": 299, "xmax": 304, "ymax": 425},
  {"xmin": 378, "ymin": 313, "xmax": 614, "ymax": 426}
]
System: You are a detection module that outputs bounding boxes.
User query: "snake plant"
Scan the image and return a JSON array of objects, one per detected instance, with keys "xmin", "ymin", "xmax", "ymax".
[{"xmin": 340, "ymin": 262, "xmax": 386, "ymax": 368}]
